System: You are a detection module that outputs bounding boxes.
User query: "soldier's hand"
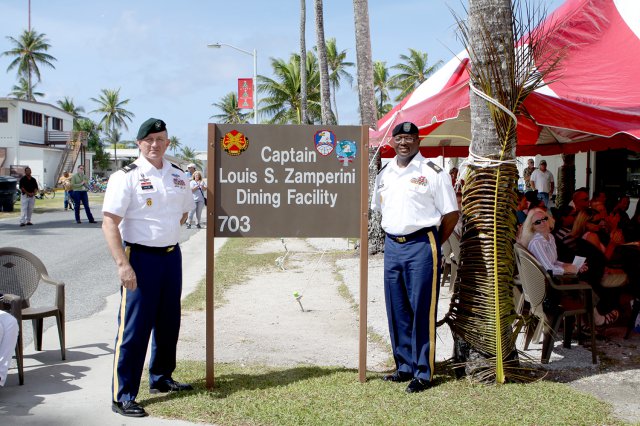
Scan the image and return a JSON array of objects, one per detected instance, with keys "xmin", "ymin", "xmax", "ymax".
[{"xmin": 118, "ymin": 263, "xmax": 138, "ymax": 291}]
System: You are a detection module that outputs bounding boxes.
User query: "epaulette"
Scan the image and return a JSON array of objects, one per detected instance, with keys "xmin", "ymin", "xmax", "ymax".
[
  {"xmin": 426, "ymin": 161, "xmax": 443, "ymax": 173},
  {"xmin": 121, "ymin": 163, "xmax": 138, "ymax": 173},
  {"xmin": 377, "ymin": 163, "xmax": 388, "ymax": 175},
  {"xmin": 171, "ymin": 163, "xmax": 184, "ymax": 172}
]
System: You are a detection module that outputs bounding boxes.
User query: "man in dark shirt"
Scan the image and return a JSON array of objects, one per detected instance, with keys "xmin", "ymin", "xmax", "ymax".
[{"xmin": 18, "ymin": 167, "xmax": 38, "ymax": 226}]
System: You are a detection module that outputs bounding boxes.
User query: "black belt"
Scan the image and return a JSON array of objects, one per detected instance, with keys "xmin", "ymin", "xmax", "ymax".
[
  {"xmin": 386, "ymin": 227, "xmax": 435, "ymax": 244},
  {"xmin": 125, "ymin": 242, "xmax": 178, "ymax": 254}
]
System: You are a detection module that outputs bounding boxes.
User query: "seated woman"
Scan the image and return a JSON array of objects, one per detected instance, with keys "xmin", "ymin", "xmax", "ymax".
[
  {"xmin": 520, "ymin": 208, "xmax": 580, "ymax": 276},
  {"xmin": 570, "ymin": 209, "xmax": 626, "ymax": 326}
]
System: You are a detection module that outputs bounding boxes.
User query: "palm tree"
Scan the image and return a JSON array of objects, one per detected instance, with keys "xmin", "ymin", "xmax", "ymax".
[
  {"xmin": 258, "ymin": 53, "xmax": 321, "ymax": 124},
  {"xmin": 353, "ymin": 0, "xmax": 384, "ymax": 254},
  {"xmin": 106, "ymin": 128, "xmax": 123, "ymax": 169},
  {"xmin": 3, "ymin": 28, "xmax": 56, "ymax": 101},
  {"xmin": 391, "ymin": 48, "xmax": 442, "ymax": 101},
  {"xmin": 448, "ymin": 0, "xmax": 563, "ymax": 384},
  {"xmin": 211, "ymin": 92, "xmax": 252, "ymax": 124},
  {"xmin": 313, "ymin": 0, "xmax": 335, "ymax": 124},
  {"xmin": 57, "ymin": 97, "xmax": 86, "ymax": 129},
  {"xmin": 178, "ymin": 146, "xmax": 203, "ymax": 170},
  {"xmin": 169, "ymin": 136, "xmax": 182, "ymax": 155},
  {"xmin": 373, "ymin": 61, "xmax": 393, "ymax": 119},
  {"xmin": 90, "ymin": 88, "xmax": 134, "ymax": 172},
  {"xmin": 299, "ymin": 0, "xmax": 309, "ymax": 124},
  {"xmin": 9, "ymin": 77, "xmax": 44, "ymax": 99},
  {"xmin": 325, "ymin": 38, "xmax": 354, "ymax": 123}
]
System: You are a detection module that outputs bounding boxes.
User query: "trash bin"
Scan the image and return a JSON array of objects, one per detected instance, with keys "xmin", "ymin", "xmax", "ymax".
[{"xmin": 0, "ymin": 176, "xmax": 18, "ymax": 212}]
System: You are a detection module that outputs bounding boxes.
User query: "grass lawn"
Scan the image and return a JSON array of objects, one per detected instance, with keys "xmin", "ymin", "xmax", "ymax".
[
  {"xmin": 0, "ymin": 191, "xmax": 105, "ymax": 220},
  {"xmin": 167, "ymin": 238, "xmax": 624, "ymax": 425}
]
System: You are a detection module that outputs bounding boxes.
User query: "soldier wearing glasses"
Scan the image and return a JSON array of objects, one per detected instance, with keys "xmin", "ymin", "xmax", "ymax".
[
  {"xmin": 102, "ymin": 118, "xmax": 195, "ymax": 417},
  {"xmin": 371, "ymin": 122, "xmax": 459, "ymax": 393}
]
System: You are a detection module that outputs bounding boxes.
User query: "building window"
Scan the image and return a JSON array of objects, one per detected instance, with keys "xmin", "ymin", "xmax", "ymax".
[
  {"xmin": 22, "ymin": 109, "xmax": 43, "ymax": 127},
  {"xmin": 0, "ymin": 107, "xmax": 7, "ymax": 123},
  {"xmin": 52, "ymin": 117, "xmax": 63, "ymax": 131}
]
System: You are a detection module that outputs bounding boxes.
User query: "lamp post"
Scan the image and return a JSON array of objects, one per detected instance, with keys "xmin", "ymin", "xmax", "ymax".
[{"xmin": 208, "ymin": 43, "xmax": 258, "ymax": 124}]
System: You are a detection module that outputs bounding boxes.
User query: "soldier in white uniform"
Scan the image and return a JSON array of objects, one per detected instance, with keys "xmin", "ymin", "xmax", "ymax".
[
  {"xmin": 102, "ymin": 118, "xmax": 196, "ymax": 418},
  {"xmin": 371, "ymin": 122, "xmax": 459, "ymax": 393}
]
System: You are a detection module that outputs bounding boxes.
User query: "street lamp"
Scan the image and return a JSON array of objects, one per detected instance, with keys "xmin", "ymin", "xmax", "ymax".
[{"xmin": 208, "ymin": 43, "xmax": 258, "ymax": 124}]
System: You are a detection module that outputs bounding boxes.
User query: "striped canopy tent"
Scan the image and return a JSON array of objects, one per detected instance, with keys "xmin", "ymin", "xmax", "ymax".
[{"xmin": 370, "ymin": 0, "xmax": 640, "ymax": 158}]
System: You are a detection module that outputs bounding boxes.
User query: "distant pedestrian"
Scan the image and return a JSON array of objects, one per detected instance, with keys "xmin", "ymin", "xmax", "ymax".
[
  {"xmin": 102, "ymin": 118, "xmax": 195, "ymax": 418},
  {"xmin": 522, "ymin": 158, "xmax": 536, "ymax": 192},
  {"xmin": 187, "ymin": 171, "xmax": 206, "ymax": 229},
  {"xmin": 71, "ymin": 165, "xmax": 96, "ymax": 224},
  {"xmin": 186, "ymin": 163, "xmax": 196, "ymax": 179},
  {"xmin": 530, "ymin": 159, "xmax": 554, "ymax": 207},
  {"xmin": 58, "ymin": 171, "xmax": 73, "ymax": 210},
  {"xmin": 18, "ymin": 167, "xmax": 38, "ymax": 226},
  {"xmin": 0, "ymin": 308, "xmax": 19, "ymax": 386}
]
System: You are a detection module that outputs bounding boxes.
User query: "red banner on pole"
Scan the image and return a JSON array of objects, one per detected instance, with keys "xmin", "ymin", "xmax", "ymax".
[{"xmin": 237, "ymin": 78, "xmax": 254, "ymax": 109}]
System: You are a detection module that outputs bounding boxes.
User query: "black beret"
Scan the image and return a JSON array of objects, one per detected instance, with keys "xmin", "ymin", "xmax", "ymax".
[
  {"xmin": 392, "ymin": 121, "xmax": 419, "ymax": 137},
  {"xmin": 137, "ymin": 118, "xmax": 167, "ymax": 140}
]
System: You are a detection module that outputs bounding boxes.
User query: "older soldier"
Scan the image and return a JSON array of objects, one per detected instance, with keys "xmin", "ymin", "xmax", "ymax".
[
  {"xmin": 102, "ymin": 118, "xmax": 195, "ymax": 417},
  {"xmin": 372, "ymin": 122, "xmax": 459, "ymax": 393}
]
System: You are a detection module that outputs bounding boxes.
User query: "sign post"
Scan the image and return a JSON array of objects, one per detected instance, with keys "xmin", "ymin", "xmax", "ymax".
[{"xmin": 206, "ymin": 124, "xmax": 369, "ymax": 387}]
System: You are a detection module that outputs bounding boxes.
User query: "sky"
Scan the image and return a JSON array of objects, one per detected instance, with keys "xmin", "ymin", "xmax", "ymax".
[{"xmin": 0, "ymin": 0, "xmax": 564, "ymax": 152}]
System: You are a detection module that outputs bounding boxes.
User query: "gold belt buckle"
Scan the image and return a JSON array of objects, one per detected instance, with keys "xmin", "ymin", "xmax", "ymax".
[
  {"xmin": 397, "ymin": 236, "xmax": 406, "ymax": 243},
  {"xmin": 166, "ymin": 246, "xmax": 175, "ymax": 253}
]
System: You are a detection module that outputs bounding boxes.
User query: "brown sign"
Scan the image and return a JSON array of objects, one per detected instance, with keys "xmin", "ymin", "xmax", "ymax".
[{"xmin": 211, "ymin": 124, "xmax": 363, "ymax": 237}]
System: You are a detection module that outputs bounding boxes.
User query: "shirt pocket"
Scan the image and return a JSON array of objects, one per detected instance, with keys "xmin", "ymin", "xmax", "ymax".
[{"xmin": 135, "ymin": 186, "xmax": 158, "ymax": 207}]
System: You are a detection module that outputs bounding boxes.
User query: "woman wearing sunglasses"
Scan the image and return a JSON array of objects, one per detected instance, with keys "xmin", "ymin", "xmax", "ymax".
[{"xmin": 520, "ymin": 208, "xmax": 581, "ymax": 276}]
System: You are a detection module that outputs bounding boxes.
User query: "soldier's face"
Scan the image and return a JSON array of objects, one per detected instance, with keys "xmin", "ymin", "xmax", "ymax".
[
  {"xmin": 391, "ymin": 134, "xmax": 420, "ymax": 160},
  {"xmin": 137, "ymin": 131, "xmax": 170, "ymax": 163}
]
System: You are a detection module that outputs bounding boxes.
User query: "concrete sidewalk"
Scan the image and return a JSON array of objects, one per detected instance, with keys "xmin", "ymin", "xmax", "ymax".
[{"xmin": 0, "ymin": 230, "xmax": 217, "ymax": 426}]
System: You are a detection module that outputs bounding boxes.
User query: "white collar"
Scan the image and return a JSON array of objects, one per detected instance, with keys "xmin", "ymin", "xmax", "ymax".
[
  {"xmin": 135, "ymin": 155, "xmax": 170, "ymax": 176},
  {"xmin": 390, "ymin": 152, "xmax": 425, "ymax": 172}
]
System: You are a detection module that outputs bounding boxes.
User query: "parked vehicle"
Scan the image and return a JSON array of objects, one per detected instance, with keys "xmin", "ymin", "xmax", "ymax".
[{"xmin": 0, "ymin": 176, "xmax": 18, "ymax": 211}]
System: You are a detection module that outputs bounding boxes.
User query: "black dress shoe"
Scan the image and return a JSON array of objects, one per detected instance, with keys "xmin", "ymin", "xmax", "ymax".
[
  {"xmin": 112, "ymin": 400, "xmax": 148, "ymax": 417},
  {"xmin": 150, "ymin": 378, "xmax": 194, "ymax": 394},
  {"xmin": 89, "ymin": 220, "xmax": 98, "ymax": 223},
  {"xmin": 405, "ymin": 378, "xmax": 432, "ymax": 393},
  {"xmin": 382, "ymin": 371, "xmax": 413, "ymax": 382}
]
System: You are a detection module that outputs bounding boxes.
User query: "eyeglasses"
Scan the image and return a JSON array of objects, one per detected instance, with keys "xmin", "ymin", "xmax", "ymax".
[
  {"xmin": 533, "ymin": 217, "xmax": 549, "ymax": 226},
  {"xmin": 141, "ymin": 137, "xmax": 168, "ymax": 145},
  {"xmin": 393, "ymin": 136, "xmax": 415, "ymax": 143}
]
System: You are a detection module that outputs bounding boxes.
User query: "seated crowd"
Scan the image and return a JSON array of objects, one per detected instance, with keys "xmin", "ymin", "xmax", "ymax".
[{"xmin": 517, "ymin": 188, "xmax": 640, "ymax": 329}]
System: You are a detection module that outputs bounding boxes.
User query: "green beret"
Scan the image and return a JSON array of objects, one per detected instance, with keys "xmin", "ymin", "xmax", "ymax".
[{"xmin": 137, "ymin": 118, "xmax": 167, "ymax": 140}]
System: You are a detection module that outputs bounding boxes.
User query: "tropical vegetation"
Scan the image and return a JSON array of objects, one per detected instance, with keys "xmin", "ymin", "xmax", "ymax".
[
  {"xmin": 2, "ymin": 28, "xmax": 56, "ymax": 101},
  {"xmin": 211, "ymin": 92, "xmax": 252, "ymax": 124},
  {"xmin": 90, "ymin": 88, "xmax": 134, "ymax": 171}
]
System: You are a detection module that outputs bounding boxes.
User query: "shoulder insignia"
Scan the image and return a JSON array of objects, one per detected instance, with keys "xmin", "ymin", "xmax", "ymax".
[
  {"xmin": 377, "ymin": 163, "xmax": 389, "ymax": 175},
  {"xmin": 120, "ymin": 163, "xmax": 138, "ymax": 173},
  {"xmin": 426, "ymin": 161, "xmax": 443, "ymax": 173},
  {"xmin": 171, "ymin": 163, "xmax": 184, "ymax": 172}
]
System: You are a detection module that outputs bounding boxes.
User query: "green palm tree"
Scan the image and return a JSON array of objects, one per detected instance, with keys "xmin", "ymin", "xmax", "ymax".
[
  {"xmin": 169, "ymin": 136, "xmax": 182, "ymax": 155},
  {"xmin": 325, "ymin": 38, "xmax": 354, "ymax": 123},
  {"xmin": 106, "ymin": 128, "xmax": 123, "ymax": 169},
  {"xmin": 3, "ymin": 28, "xmax": 56, "ymax": 101},
  {"xmin": 211, "ymin": 92, "xmax": 252, "ymax": 124},
  {"xmin": 391, "ymin": 48, "xmax": 442, "ymax": 101},
  {"xmin": 9, "ymin": 77, "xmax": 44, "ymax": 99},
  {"xmin": 258, "ymin": 52, "xmax": 321, "ymax": 124},
  {"xmin": 90, "ymin": 88, "xmax": 134, "ymax": 172},
  {"xmin": 57, "ymin": 97, "xmax": 86, "ymax": 129},
  {"xmin": 178, "ymin": 146, "xmax": 203, "ymax": 170},
  {"xmin": 373, "ymin": 61, "xmax": 393, "ymax": 119}
]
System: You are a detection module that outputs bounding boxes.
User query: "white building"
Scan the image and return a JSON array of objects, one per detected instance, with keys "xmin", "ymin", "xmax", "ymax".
[{"xmin": 0, "ymin": 98, "xmax": 93, "ymax": 187}]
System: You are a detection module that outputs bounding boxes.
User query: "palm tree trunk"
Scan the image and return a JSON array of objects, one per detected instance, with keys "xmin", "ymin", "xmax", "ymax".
[
  {"xmin": 300, "ymin": 0, "xmax": 308, "ymax": 124},
  {"xmin": 353, "ymin": 0, "xmax": 384, "ymax": 255},
  {"xmin": 451, "ymin": 0, "xmax": 519, "ymax": 384},
  {"xmin": 314, "ymin": 0, "xmax": 335, "ymax": 125}
]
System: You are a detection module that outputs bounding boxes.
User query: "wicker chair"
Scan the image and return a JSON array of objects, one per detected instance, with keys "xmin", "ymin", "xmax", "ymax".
[
  {"xmin": 0, "ymin": 247, "xmax": 66, "ymax": 370},
  {"xmin": 514, "ymin": 244, "xmax": 597, "ymax": 364}
]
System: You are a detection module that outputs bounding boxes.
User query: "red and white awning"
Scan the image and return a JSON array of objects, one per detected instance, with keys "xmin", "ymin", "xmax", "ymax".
[{"xmin": 371, "ymin": 0, "xmax": 640, "ymax": 157}]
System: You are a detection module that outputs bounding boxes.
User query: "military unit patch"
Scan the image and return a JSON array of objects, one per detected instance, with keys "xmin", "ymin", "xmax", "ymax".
[
  {"xmin": 221, "ymin": 130, "xmax": 249, "ymax": 156},
  {"xmin": 336, "ymin": 140, "xmax": 357, "ymax": 166},
  {"xmin": 314, "ymin": 130, "xmax": 336, "ymax": 156}
]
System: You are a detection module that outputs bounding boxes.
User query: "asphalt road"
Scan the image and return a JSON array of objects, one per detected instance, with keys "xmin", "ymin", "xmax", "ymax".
[{"xmin": 0, "ymin": 200, "xmax": 200, "ymax": 346}]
